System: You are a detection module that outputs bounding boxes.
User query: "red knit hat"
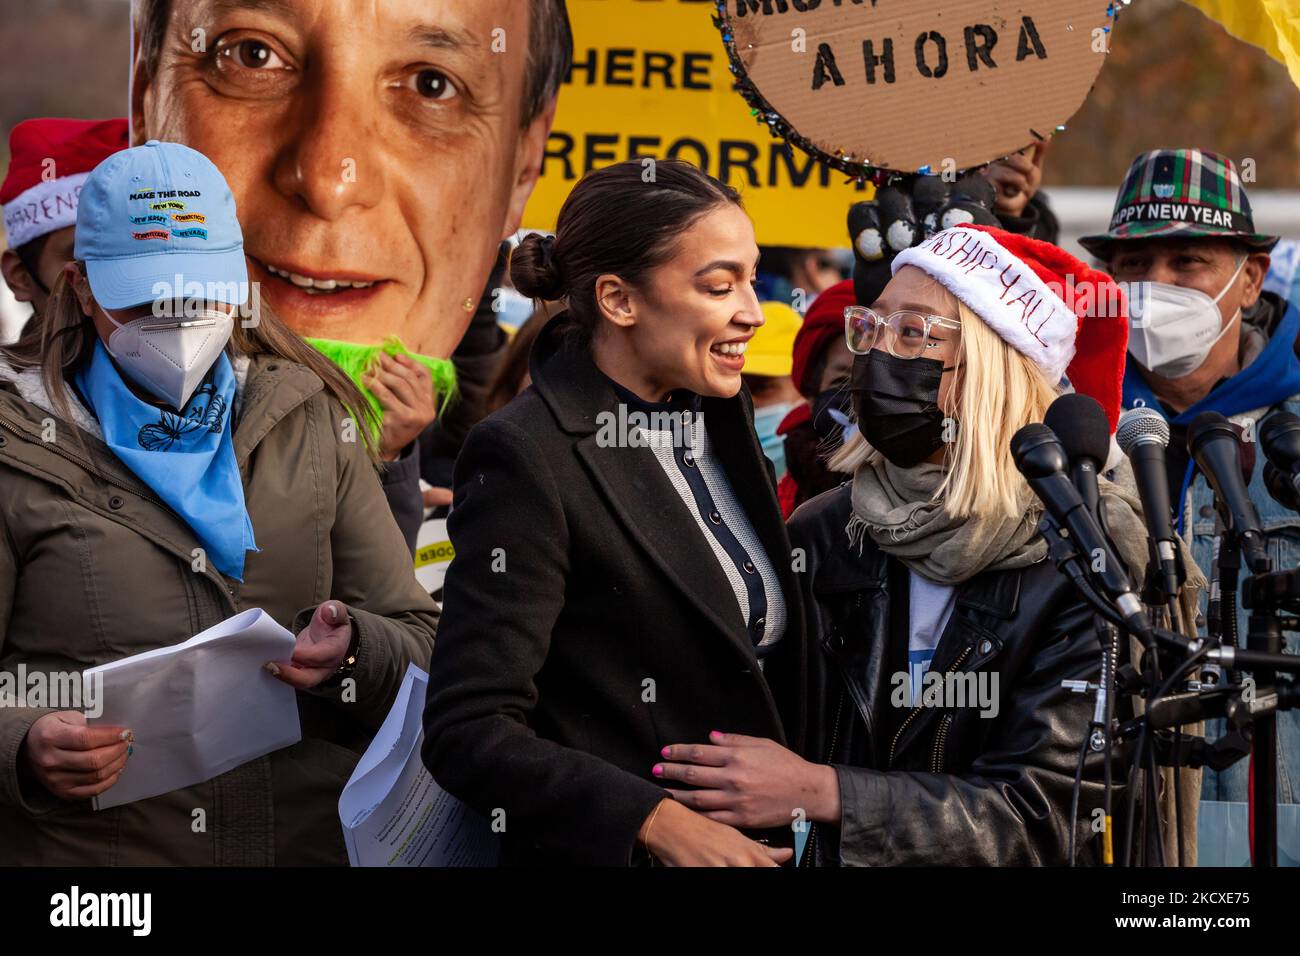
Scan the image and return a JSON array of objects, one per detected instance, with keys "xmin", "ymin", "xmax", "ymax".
[
  {"xmin": 891, "ymin": 224, "xmax": 1129, "ymax": 430},
  {"xmin": 2, "ymin": 117, "xmax": 129, "ymax": 248},
  {"xmin": 791, "ymin": 279, "xmax": 856, "ymax": 396}
]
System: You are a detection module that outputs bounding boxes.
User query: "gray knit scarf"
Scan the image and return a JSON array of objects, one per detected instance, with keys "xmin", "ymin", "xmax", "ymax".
[{"xmin": 847, "ymin": 455, "xmax": 1155, "ymax": 587}]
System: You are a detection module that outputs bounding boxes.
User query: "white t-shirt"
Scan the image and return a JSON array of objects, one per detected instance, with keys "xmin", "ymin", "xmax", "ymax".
[{"xmin": 906, "ymin": 570, "xmax": 958, "ymax": 706}]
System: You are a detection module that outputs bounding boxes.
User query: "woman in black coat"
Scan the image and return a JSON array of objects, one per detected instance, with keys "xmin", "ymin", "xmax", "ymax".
[
  {"xmin": 421, "ymin": 160, "xmax": 804, "ymax": 866},
  {"xmin": 654, "ymin": 226, "xmax": 1201, "ymax": 865}
]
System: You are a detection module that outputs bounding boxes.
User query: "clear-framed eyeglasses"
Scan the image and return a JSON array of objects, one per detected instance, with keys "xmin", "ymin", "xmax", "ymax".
[{"xmin": 844, "ymin": 306, "xmax": 962, "ymax": 360}]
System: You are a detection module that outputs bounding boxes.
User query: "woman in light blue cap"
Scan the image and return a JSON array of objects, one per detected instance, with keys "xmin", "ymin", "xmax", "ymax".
[{"xmin": 0, "ymin": 140, "xmax": 438, "ymax": 864}]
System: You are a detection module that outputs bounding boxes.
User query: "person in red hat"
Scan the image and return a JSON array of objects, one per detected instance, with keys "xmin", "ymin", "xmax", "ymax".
[
  {"xmin": 654, "ymin": 225, "xmax": 1203, "ymax": 865},
  {"xmin": 1, "ymin": 118, "xmax": 128, "ymax": 320},
  {"xmin": 776, "ymin": 279, "xmax": 857, "ymax": 517}
]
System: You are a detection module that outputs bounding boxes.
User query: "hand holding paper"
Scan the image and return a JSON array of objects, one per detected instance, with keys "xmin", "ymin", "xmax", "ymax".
[
  {"xmin": 340, "ymin": 664, "xmax": 499, "ymax": 867},
  {"xmin": 267, "ymin": 600, "xmax": 353, "ymax": 689},
  {"xmin": 24, "ymin": 712, "xmax": 131, "ymax": 802},
  {"xmin": 85, "ymin": 608, "xmax": 303, "ymax": 811}
]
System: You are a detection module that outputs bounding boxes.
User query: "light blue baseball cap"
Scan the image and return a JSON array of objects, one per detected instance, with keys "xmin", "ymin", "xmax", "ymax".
[{"xmin": 74, "ymin": 140, "xmax": 248, "ymax": 310}]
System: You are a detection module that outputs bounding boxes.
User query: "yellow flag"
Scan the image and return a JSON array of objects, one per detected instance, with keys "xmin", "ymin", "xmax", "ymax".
[{"xmin": 1183, "ymin": 0, "xmax": 1300, "ymax": 88}]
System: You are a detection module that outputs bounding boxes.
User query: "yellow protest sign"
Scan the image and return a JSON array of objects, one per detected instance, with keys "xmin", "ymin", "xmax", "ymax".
[{"xmin": 522, "ymin": 0, "xmax": 872, "ymax": 248}]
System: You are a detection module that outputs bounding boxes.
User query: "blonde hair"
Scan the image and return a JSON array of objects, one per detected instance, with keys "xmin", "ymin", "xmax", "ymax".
[
  {"xmin": 830, "ymin": 301, "xmax": 1059, "ymax": 519},
  {"xmin": 0, "ymin": 264, "xmax": 380, "ymax": 458}
]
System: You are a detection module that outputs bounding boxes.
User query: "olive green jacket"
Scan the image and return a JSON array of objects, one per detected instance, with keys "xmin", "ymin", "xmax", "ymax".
[{"xmin": 0, "ymin": 353, "xmax": 438, "ymax": 865}]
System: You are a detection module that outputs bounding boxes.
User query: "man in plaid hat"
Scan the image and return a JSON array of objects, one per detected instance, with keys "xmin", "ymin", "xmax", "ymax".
[
  {"xmin": 1084, "ymin": 149, "xmax": 1296, "ymax": 862},
  {"xmin": 1, "ymin": 118, "xmax": 128, "ymax": 320}
]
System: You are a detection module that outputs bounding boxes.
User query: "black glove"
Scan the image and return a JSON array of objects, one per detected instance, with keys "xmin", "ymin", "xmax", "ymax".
[{"xmin": 847, "ymin": 173, "xmax": 1001, "ymax": 306}]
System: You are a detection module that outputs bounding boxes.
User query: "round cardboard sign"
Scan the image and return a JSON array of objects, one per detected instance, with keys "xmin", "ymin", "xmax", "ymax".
[{"xmin": 716, "ymin": 0, "xmax": 1117, "ymax": 175}]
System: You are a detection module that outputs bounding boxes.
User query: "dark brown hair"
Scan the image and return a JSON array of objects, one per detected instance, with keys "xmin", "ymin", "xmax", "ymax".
[
  {"xmin": 131, "ymin": 0, "xmax": 572, "ymax": 126},
  {"xmin": 1, "ymin": 265, "xmax": 381, "ymax": 459},
  {"xmin": 510, "ymin": 159, "xmax": 742, "ymax": 345},
  {"xmin": 486, "ymin": 308, "xmax": 552, "ymax": 414}
]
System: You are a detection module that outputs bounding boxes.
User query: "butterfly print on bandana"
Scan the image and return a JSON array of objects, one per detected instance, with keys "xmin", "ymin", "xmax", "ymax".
[{"xmin": 136, "ymin": 383, "xmax": 227, "ymax": 451}]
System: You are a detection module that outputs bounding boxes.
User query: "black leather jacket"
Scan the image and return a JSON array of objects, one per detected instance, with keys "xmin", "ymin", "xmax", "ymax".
[{"xmin": 785, "ymin": 484, "xmax": 1117, "ymax": 865}]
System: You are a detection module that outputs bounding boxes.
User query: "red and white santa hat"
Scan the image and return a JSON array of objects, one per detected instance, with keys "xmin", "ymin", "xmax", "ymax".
[
  {"xmin": 1, "ymin": 117, "xmax": 129, "ymax": 249},
  {"xmin": 891, "ymin": 224, "xmax": 1129, "ymax": 431}
]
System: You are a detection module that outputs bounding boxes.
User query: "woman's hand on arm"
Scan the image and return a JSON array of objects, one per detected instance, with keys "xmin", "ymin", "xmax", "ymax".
[
  {"xmin": 637, "ymin": 797, "xmax": 793, "ymax": 867},
  {"xmin": 656, "ymin": 731, "xmax": 841, "ymax": 830}
]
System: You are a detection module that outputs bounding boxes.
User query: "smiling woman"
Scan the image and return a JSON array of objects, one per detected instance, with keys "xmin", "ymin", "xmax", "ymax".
[{"xmin": 420, "ymin": 159, "xmax": 807, "ymax": 866}]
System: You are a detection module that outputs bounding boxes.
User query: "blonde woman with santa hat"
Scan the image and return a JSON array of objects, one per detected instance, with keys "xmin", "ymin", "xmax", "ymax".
[{"xmin": 653, "ymin": 224, "xmax": 1203, "ymax": 866}]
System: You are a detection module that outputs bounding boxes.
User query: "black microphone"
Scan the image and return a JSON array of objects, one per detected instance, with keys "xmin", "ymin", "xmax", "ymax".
[
  {"xmin": 1044, "ymin": 393, "xmax": 1110, "ymax": 523},
  {"xmin": 1260, "ymin": 411, "xmax": 1300, "ymax": 497},
  {"xmin": 1116, "ymin": 406, "xmax": 1180, "ymax": 603},
  {"xmin": 1264, "ymin": 461, "xmax": 1300, "ymax": 513},
  {"xmin": 1012, "ymin": 423, "xmax": 1154, "ymax": 642},
  {"xmin": 1187, "ymin": 412, "xmax": 1270, "ymax": 573}
]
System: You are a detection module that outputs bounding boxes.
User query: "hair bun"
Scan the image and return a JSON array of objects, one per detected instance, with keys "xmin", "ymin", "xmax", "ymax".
[{"xmin": 511, "ymin": 233, "xmax": 565, "ymax": 301}]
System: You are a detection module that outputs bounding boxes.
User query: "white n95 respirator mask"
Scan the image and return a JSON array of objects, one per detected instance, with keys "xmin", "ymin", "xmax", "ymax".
[
  {"xmin": 1122, "ymin": 256, "xmax": 1247, "ymax": 380},
  {"xmin": 101, "ymin": 307, "xmax": 235, "ymax": 409}
]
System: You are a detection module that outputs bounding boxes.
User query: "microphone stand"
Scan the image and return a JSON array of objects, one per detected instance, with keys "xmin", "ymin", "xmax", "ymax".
[
  {"xmin": 1142, "ymin": 524, "xmax": 1194, "ymax": 865},
  {"xmin": 1219, "ymin": 532, "xmax": 1244, "ymax": 684},
  {"xmin": 1101, "ymin": 616, "xmax": 1118, "ymax": 867},
  {"xmin": 1246, "ymin": 603, "xmax": 1280, "ymax": 867},
  {"xmin": 1039, "ymin": 513, "xmax": 1136, "ymax": 866},
  {"xmin": 1240, "ymin": 566, "xmax": 1300, "ymax": 868},
  {"xmin": 1037, "ymin": 510, "xmax": 1298, "ymax": 866}
]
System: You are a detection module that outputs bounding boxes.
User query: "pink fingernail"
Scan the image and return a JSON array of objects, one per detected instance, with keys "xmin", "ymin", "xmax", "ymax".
[
  {"xmin": 660, "ymin": 746, "xmax": 670, "ymax": 758},
  {"xmin": 652, "ymin": 765, "xmax": 663, "ymax": 777},
  {"xmin": 710, "ymin": 730, "xmax": 722, "ymax": 739}
]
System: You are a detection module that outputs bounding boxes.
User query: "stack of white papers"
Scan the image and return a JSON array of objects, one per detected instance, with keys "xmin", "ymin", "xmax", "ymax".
[
  {"xmin": 339, "ymin": 664, "xmax": 498, "ymax": 867},
  {"xmin": 86, "ymin": 607, "xmax": 302, "ymax": 811}
]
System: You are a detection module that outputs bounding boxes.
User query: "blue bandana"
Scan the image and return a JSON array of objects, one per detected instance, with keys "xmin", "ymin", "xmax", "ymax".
[{"xmin": 75, "ymin": 340, "xmax": 257, "ymax": 580}]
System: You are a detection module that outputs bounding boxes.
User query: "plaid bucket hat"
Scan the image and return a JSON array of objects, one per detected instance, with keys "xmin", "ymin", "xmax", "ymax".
[{"xmin": 1080, "ymin": 149, "xmax": 1278, "ymax": 258}]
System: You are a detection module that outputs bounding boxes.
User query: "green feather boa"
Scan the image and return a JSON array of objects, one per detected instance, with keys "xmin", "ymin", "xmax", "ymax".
[{"xmin": 305, "ymin": 336, "xmax": 458, "ymax": 430}]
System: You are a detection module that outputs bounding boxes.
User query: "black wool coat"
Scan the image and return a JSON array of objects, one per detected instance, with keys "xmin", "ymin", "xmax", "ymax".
[{"xmin": 421, "ymin": 316, "xmax": 805, "ymax": 865}]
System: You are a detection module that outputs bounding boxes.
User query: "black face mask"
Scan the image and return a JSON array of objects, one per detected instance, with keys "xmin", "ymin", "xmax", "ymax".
[
  {"xmin": 810, "ymin": 381, "xmax": 852, "ymax": 444},
  {"xmin": 850, "ymin": 351, "xmax": 953, "ymax": 468}
]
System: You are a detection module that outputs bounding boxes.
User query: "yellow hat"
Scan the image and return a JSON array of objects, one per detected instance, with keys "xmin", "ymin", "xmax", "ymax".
[{"xmin": 745, "ymin": 302, "xmax": 802, "ymax": 377}]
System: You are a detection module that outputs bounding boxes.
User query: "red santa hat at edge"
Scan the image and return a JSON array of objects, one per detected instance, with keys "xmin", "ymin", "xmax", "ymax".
[{"xmin": 2, "ymin": 118, "xmax": 129, "ymax": 249}]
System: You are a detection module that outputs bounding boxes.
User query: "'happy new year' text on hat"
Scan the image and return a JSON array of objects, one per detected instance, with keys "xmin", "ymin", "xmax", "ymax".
[
  {"xmin": 1079, "ymin": 149, "xmax": 1278, "ymax": 258},
  {"xmin": 74, "ymin": 140, "xmax": 248, "ymax": 310}
]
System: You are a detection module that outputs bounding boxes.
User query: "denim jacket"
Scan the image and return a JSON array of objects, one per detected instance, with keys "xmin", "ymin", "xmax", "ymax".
[
  {"xmin": 1123, "ymin": 292, "xmax": 1300, "ymax": 812},
  {"xmin": 1183, "ymin": 397, "xmax": 1300, "ymax": 806}
]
